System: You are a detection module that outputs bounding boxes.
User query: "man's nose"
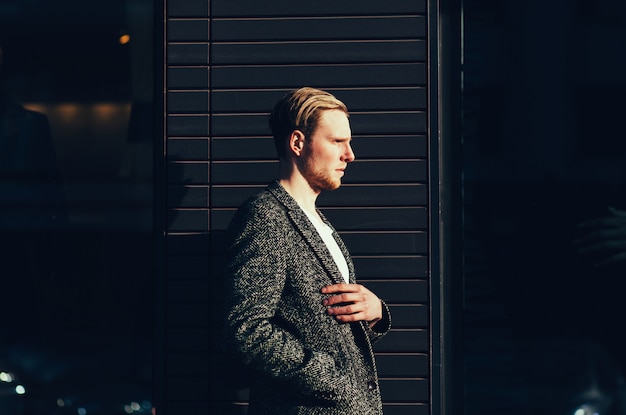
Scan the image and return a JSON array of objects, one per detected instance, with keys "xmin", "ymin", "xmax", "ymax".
[{"xmin": 344, "ymin": 143, "xmax": 355, "ymax": 162}]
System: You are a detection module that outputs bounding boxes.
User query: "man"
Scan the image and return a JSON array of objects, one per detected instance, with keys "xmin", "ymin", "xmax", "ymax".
[{"xmin": 223, "ymin": 87, "xmax": 391, "ymax": 414}]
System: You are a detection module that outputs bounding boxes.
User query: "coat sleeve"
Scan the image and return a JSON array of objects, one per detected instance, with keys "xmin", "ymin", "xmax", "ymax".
[
  {"xmin": 222, "ymin": 204, "xmax": 348, "ymax": 402},
  {"xmin": 365, "ymin": 299, "xmax": 392, "ymax": 343}
]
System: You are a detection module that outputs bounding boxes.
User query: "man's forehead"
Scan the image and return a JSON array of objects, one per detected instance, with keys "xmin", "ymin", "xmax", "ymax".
[{"xmin": 317, "ymin": 109, "xmax": 351, "ymax": 131}]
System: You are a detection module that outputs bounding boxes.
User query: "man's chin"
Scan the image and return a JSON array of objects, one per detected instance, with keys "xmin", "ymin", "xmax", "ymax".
[
  {"xmin": 324, "ymin": 179, "xmax": 342, "ymax": 191},
  {"xmin": 310, "ymin": 181, "xmax": 341, "ymax": 193}
]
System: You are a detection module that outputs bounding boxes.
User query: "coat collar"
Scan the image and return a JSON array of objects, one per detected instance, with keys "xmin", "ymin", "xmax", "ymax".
[{"xmin": 267, "ymin": 180, "xmax": 355, "ymax": 284}]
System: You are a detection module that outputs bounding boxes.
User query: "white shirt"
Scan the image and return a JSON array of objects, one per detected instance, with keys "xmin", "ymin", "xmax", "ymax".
[{"xmin": 301, "ymin": 208, "xmax": 350, "ymax": 283}]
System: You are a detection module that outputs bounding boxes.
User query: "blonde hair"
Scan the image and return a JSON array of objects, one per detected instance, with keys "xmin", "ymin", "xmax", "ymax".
[{"xmin": 269, "ymin": 87, "xmax": 348, "ymax": 158}]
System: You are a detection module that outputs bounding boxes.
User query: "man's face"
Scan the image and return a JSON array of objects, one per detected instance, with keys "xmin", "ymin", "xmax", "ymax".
[{"xmin": 299, "ymin": 109, "xmax": 355, "ymax": 192}]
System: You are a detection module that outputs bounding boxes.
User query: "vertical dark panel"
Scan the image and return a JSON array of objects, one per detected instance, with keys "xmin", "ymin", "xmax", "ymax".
[{"xmin": 432, "ymin": 1, "xmax": 463, "ymax": 415}]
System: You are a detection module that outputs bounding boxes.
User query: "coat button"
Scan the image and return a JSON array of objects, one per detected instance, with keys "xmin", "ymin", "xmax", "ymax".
[{"xmin": 367, "ymin": 380, "xmax": 378, "ymax": 391}]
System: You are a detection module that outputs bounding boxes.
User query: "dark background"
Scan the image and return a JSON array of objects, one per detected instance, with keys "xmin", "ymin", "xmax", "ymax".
[
  {"xmin": 0, "ymin": 0, "xmax": 155, "ymax": 413},
  {"xmin": 462, "ymin": 1, "xmax": 626, "ymax": 414}
]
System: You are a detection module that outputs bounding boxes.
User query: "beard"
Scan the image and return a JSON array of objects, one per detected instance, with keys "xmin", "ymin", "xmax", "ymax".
[{"xmin": 298, "ymin": 153, "xmax": 341, "ymax": 192}]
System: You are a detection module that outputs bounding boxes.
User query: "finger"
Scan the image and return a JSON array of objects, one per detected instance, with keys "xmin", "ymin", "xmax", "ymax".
[
  {"xmin": 321, "ymin": 283, "xmax": 358, "ymax": 294},
  {"xmin": 333, "ymin": 313, "xmax": 366, "ymax": 323},
  {"xmin": 329, "ymin": 305, "xmax": 374, "ymax": 323},
  {"xmin": 329, "ymin": 302, "xmax": 381, "ymax": 323},
  {"xmin": 327, "ymin": 296, "xmax": 382, "ymax": 321},
  {"xmin": 327, "ymin": 302, "xmax": 362, "ymax": 316},
  {"xmin": 323, "ymin": 291, "xmax": 366, "ymax": 307}
]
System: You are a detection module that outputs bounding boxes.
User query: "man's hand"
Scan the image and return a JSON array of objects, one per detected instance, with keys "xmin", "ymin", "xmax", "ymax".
[{"xmin": 321, "ymin": 283, "xmax": 382, "ymax": 327}]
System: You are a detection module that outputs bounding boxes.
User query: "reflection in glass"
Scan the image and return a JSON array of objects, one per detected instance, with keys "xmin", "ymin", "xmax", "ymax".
[
  {"xmin": 0, "ymin": 0, "xmax": 154, "ymax": 413},
  {"xmin": 462, "ymin": 1, "xmax": 626, "ymax": 414}
]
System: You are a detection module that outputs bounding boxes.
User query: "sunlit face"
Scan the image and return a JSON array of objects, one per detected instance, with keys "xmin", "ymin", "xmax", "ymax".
[{"xmin": 298, "ymin": 109, "xmax": 355, "ymax": 192}]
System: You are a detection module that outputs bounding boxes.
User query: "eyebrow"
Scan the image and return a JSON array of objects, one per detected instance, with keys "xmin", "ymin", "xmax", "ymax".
[{"xmin": 330, "ymin": 135, "xmax": 352, "ymax": 141}]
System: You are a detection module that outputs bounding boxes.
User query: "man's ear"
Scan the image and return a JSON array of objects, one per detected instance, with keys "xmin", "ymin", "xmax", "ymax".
[{"xmin": 288, "ymin": 130, "xmax": 305, "ymax": 156}]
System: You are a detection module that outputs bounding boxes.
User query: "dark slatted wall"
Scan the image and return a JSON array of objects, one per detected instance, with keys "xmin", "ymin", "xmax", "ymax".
[{"xmin": 162, "ymin": 0, "xmax": 432, "ymax": 414}]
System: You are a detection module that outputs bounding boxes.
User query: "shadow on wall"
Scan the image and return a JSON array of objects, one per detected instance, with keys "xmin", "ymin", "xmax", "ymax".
[{"xmin": 211, "ymin": 230, "xmax": 251, "ymax": 415}]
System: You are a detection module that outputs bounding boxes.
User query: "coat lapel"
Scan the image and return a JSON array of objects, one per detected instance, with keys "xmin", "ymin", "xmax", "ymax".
[{"xmin": 268, "ymin": 181, "xmax": 354, "ymax": 285}]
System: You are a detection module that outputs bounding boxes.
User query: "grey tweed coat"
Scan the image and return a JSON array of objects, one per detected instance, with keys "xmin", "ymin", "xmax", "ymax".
[{"xmin": 223, "ymin": 181, "xmax": 391, "ymax": 415}]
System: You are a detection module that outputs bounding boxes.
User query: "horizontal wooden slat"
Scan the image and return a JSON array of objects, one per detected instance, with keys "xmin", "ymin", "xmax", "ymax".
[
  {"xmin": 168, "ymin": 91, "xmax": 209, "ymax": 113},
  {"xmin": 210, "ymin": 63, "xmax": 426, "ymax": 88},
  {"xmin": 210, "ymin": 207, "xmax": 426, "ymax": 231},
  {"xmin": 374, "ymin": 330, "xmax": 429, "ymax": 353},
  {"xmin": 319, "ymin": 184, "xmax": 428, "ymax": 207},
  {"xmin": 210, "ymin": 137, "xmax": 275, "ymax": 160},
  {"xmin": 210, "ymin": 184, "xmax": 427, "ymax": 208},
  {"xmin": 346, "ymin": 160, "xmax": 427, "ymax": 183},
  {"xmin": 354, "ymin": 256, "xmax": 427, "ymax": 279},
  {"xmin": 376, "ymin": 354, "xmax": 429, "ymax": 377},
  {"xmin": 168, "ymin": 19, "xmax": 209, "ymax": 41},
  {"xmin": 365, "ymin": 281, "xmax": 428, "ymax": 304},
  {"xmin": 210, "ymin": 16, "xmax": 426, "ymax": 41},
  {"xmin": 323, "ymin": 206, "xmax": 426, "ymax": 230},
  {"xmin": 167, "ymin": 161, "xmax": 209, "ymax": 184},
  {"xmin": 345, "ymin": 206, "xmax": 429, "ymax": 230},
  {"xmin": 168, "ymin": 209, "xmax": 209, "ymax": 231},
  {"xmin": 209, "ymin": 160, "xmax": 427, "ymax": 185},
  {"xmin": 210, "ymin": 112, "xmax": 426, "ymax": 136},
  {"xmin": 168, "ymin": 0, "xmax": 209, "ymax": 17},
  {"xmin": 167, "ymin": 186, "xmax": 209, "ymax": 208},
  {"xmin": 210, "ymin": 135, "xmax": 427, "ymax": 160},
  {"xmin": 206, "ymin": 187, "xmax": 263, "ymax": 207},
  {"xmin": 379, "ymin": 379, "xmax": 429, "ymax": 402},
  {"xmin": 209, "ymin": 161, "xmax": 278, "ymax": 184},
  {"xmin": 386, "ymin": 305, "xmax": 429, "ymax": 328},
  {"xmin": 352, "ymin": 112, "xmax": 427, "ymax": 135},
  {"xmin": 167, "ymin": 138, "xmax": 209, "ymax": 160},
  {"xmin": 210, "ymin": 88, "xmax": 427, "ymax": 113},
  {"xmin": 342, "ymin": 232, "xmax": 427, "ymax": 255},
  {"xmin": 168, "ymin": 67, "xmax": 209, "ymax": 89},
  {"xmin": 211, "ymin": 0, "xmax": 426, "ymax": 17},
  {"xmin": 212, "ymin": 40, "xmax": 425, "ymax": 65},
  {"xmin": 167, "ymin": 43, "xmax": 209, "ymax": 65},
  {"xmin": 341, "ymin": 89, "xmax": 428, "ymax": 112},
  {"xmin": 167, "ymin": 114, "xmax": 209, "ymax": 136},
  {"xmin": 353, "ymin": 135, "xmax": 427, "ymax": 158}
]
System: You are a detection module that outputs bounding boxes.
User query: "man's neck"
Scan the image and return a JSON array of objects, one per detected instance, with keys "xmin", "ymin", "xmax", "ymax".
[{"xmin": 279, "ymin": 176, "xmax": 319, "ymax": 214}]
